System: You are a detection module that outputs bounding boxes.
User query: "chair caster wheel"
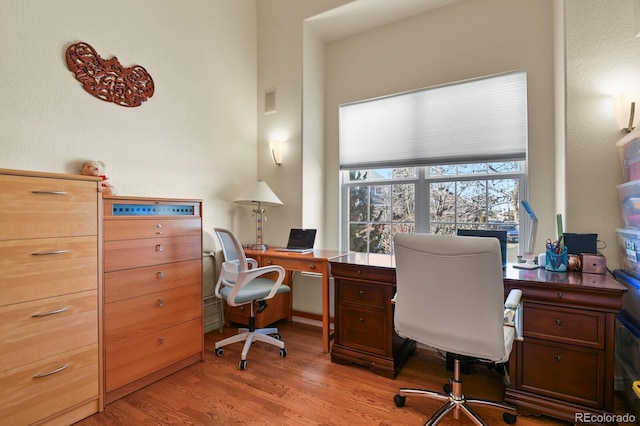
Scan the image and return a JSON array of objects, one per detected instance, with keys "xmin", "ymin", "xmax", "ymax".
[
  {"xmin": 239, "ymin": 359, "xmax": 247, "ymax": 370},
  {"xmin": 215, "ymin": 348, "xmax": 224, "ymax": 357},
  {"xmin": 503, "ymin": 412, "xmax": 517, "ymax": 424},
  {"xmin": 393, "ymin": 394, "xmax": 406, "ymax": 407},
  {"xmin": 273, "ymin": 333, "xmax": 281, "ymax": 340},
  {"xmin": 280, "ymin": 348, "xmax": 287, "ymax": 357}
]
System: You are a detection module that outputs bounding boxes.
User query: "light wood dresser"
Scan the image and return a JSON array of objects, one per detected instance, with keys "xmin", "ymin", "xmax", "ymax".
[
  {"xmin": 102, "ymin": 196, "xmax": 203, "ymax": 404},
  {"xmin": 0, "ymin": 168, "xmax": 103, "ymax": 425}
]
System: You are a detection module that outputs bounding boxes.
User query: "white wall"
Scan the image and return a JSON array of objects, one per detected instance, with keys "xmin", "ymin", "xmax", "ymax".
[
  {"xmin": 0, "ymin": 0, "xmax": 258, "ymax": 237},
  {"xmin": 323, "ymin": 0, "xmax": 557, "ymax": 252},
  {"xmin": 565, "ymin": 0, "xmax": 640, "ymax": 269}
]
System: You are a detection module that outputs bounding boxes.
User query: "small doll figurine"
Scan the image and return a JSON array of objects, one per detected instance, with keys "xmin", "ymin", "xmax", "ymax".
[{"xmin": 81, "ymin": 160, "xmax": 116, "ymax": 196}]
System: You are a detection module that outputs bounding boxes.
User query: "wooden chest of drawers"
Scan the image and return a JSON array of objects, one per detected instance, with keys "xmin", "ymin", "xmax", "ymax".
[
  {"xmin": 329, "ymin": 258, "xmax": 416, "ymax": 379},
  {"xmin": 103, "ymin": 196, "xmax": 203, "ymax": 404},
  {"xmin": 0, "ymin": 169, "xmax": 102, "ymax": 425}
]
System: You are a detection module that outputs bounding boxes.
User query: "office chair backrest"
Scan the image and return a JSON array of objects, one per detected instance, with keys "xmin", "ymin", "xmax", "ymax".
[
  {"xmin": 214, "ymin": 228, "xmax": 248, "ymax": 273},
  {"xmin": 393, "ymin": 233, "xmax": 506, "ymax": 362}
]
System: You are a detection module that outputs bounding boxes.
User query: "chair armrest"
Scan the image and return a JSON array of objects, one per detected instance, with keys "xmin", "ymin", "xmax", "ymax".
[
  {"xmin": 504, "ymin": 289, "xmax": 523, "ymax": 340},
  {"xmin": 246, "ymin": 257, "xmax": 259, "ymax": 269}
]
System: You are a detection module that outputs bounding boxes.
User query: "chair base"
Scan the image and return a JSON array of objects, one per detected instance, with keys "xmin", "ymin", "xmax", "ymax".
[
  {"xmin": 215, "ymin": 326, "xmax": 285, "ymax": 361},
  {"xmin": 395, "ymin": 358, "xmax": 517, "ymax": 426}
]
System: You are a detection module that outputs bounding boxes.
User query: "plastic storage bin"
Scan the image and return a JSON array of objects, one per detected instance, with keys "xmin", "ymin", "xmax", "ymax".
[
  {"xmin": 616, "ymin": 130, "xmax": 640, "ymax": 182},
  {"xmin": 615, "ymin": 312, "xmax": 640, "ymax": 420},
  {"xmin": 617, "ymin": 228, "xmax": 640, "ymax": 279},
  {"xmin": 614, "ymin": 270, "xmax": 640, "ymax": 324},
  {"xmin": 618, "ymin": 181, "xmax": 640, "ymax": 228}
]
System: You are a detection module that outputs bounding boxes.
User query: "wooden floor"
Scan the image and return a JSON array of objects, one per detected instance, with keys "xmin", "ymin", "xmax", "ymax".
[{"xmin": 77, "ymin": 321, "xmax": 634, "ymax": 425}]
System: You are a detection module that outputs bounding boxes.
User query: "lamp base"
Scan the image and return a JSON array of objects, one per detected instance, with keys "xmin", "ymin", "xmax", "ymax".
[{"xmin": 251, "ymin": 243, "xmax": 268, "ymax": 251}]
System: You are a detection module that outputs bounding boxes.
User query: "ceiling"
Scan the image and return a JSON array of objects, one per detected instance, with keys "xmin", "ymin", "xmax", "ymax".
[{"xmin": 305, "ymin": 0, "xmax": 460, "ymax": 42}]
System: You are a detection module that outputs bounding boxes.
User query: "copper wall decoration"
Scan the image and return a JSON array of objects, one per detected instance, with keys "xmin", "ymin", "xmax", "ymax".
[{"xmin": 66, "ymin": 42, "xmax": 154, "ymax": 107}]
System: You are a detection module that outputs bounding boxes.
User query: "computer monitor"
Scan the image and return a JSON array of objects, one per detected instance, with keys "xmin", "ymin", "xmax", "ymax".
[{"xmin": 456, "ymin": 229, "xmax": 507, "ymax": 268}]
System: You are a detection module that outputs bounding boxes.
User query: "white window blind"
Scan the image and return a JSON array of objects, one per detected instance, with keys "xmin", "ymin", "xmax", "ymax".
[{"xmin": 339, "ymin": 70, "xmax": 528, "ymax": 169}]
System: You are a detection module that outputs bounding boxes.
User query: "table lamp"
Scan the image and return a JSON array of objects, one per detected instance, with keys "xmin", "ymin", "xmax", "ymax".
[{"xmin": 234, "ymin": 180, "xmax": 283, "ymax": 250}]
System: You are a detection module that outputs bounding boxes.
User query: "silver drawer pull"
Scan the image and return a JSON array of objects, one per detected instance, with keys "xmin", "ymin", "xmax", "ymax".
[
  {"xmin": 156, "ymin": 223, "xmax": 162, "ymax": 234},
  {"xmin": 31, "ymin": 190, "xmax": 68, "ymax": 195},
  {"xmin": 359, "ymin": 317, "xmax": 365, "ymax": 322},
  {"xmin": 157, "ymin": 271, "xmax": 165, "ymax": 279},
  {"xmin": 359, "ymin": 290, "xmax": 366, "ymax": 297},
  {"xmin": 556, "ymin": 291, "xmax": 563, "ymax": 299},
  {"xmin": 156, "ymin": 244, "xmax": 163, "ymax": 252},
  {"xmin": 308, "ymin": 264, "xmax": 316, "ymax": 270},
  {"xmin": 157, "ymin": 299, "xmax": 164, "ymax": 307},
  {"xmin": 33, "ymin": 364, "xmax": 68, "ymax": 378},
  {"xmin": 32, "ymin": 307, "xmax": 68, "ymax": 317},
  {"xmin": 554, "ymin": 354, "xmax": 562, "ymax": 362},
  {"xmin": 31, "ymin": 249, "xmax": 68, "ymax": 256},
  {"xmin": 555, "ymin": 318, "xmax": 562, "ymax": 326}
]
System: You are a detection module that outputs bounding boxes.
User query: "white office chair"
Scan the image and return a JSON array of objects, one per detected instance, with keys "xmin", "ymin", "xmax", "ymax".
[
  {"xmin": 393, "ymin": 233, "xmax": 522, "ymax": 425},
  {"xmin": 213, "ymin": 228, "xmax": 290, "ymax": 370}
]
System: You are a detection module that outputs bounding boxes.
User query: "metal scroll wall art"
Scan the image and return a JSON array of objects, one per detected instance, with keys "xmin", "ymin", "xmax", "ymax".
[{"xmin": 65, "ymin": 42, "xmax": 154, "ymax": 107}]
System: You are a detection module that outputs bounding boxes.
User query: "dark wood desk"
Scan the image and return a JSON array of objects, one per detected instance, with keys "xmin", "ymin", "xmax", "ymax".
[
  {"xmin": 328, "ymin": 253, "xmax": 627, "ymax": 424},
  {"xmin": 244, "ymin": 247, "xmax": 347, "ymax": 354}
]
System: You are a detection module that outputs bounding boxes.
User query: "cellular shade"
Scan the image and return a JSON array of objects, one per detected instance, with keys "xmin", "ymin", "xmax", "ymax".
[{"xmin": 339, "ymin": 70, "xmax": 528, "ymax": 169}]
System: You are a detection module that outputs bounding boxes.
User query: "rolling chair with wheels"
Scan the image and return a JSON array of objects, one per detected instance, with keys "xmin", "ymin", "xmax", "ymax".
[
  {"xmin": 213, "ymin": 228, "xmax": 290, "ymax": 370},
  {"xmin": 392, "ymin": 233, "xmax": 523, "ymax": 425}
]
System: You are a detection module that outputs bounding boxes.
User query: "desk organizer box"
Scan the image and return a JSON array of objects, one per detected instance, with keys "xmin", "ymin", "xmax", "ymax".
[
  {"xmin": 617, "ymin": 180, "xmax": 640, "ymax": 228},
  {"xmin": 617, "ymin": 130, "xmax": 640, "ymax": 183},
  {"xmin": 616, "ymin": 228, "xmax": 640, "ymax": 278}
]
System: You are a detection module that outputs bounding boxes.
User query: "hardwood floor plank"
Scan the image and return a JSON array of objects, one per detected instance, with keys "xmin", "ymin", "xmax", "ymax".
[{"xmin": 76, "ymin": 321, "xmax": 633, "ymax": 425}]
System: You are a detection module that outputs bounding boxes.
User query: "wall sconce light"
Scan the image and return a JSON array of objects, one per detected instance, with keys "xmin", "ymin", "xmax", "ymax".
[
  {"xmin": 270, "ymin": 140, "xmax": 284, "ymax": 166},
  {"xmin": 614, "ymin": 89, "xmax": 640, "ymax": 133}
]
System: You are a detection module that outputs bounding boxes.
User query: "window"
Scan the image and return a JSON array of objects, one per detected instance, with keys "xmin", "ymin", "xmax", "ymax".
[{"xmin": 339, "ymin": 71, "xmax": 528, "ymax": 260}]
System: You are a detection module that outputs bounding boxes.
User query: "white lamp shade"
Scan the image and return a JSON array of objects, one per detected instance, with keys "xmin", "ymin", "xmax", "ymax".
[
  {"xmin": 614, "ymin": 89, "xmax": 640, "ymax": 130},
  {"xmin": 234, "ymin": 180, "xmax": 283, "ymax": 207}
]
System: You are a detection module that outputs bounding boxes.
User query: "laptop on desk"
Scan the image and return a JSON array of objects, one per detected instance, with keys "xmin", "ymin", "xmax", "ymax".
[{"xmin": 275, "ymin": 228, "xmax": 317, "ymax": 253}]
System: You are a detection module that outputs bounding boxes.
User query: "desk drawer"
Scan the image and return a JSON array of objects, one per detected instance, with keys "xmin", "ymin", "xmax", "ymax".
[
  {"xmin": 338, "ymin": 306, "xmax": 387, "ymax": 355},
  {"xmin": 340, "ymin": 280, "xmax": 388, "ymax": 310},
  {"xmin": 330, "ymin": 262, "xmax": 396, "ymax": 283},
  {"xmin": 105, "ymin": 318, "xmax": 201, "ymax": 392},
  {"xmin": 104, "ymin": 218, "xmax": 201, "ymax": 241},
  {"xmin": 520, "ymin": 339, "xmax": 603, "ymax": 408},
  {"xmin": 105, "ymin": 259, "xmax": 201, "ymax": 303},
  {"xmin": 104, "ymin": 235, "xmax": 201, "ymax": 271},
  {"xmin": 262, "ymin": 255, "xmax": 322, "ymax": 273},
  {"xmin": 0, "ymin": 236, "xmax": 98, "ymax": 306},
  {"xmin": 523, "ymin": 304, "xmax": 604, "ymax": 348},
  {"xmin": 105, "ymin": 284, "xmax": 201, "ymax": 344}
]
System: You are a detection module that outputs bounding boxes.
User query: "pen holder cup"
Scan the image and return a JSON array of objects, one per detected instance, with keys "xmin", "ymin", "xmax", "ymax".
[{"xmin": 545, "ymin": 246, "xmax": 568, "ymax": 272}]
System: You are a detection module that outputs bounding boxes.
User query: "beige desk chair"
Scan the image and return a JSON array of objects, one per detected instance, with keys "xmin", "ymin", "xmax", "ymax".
[
  {"xmin": 393, "ymin": 233, "xmax": 522, "ymax": 425},
  {"xmin": 213, "ymin": 228, "xmax": 290, "ymax": 370}
]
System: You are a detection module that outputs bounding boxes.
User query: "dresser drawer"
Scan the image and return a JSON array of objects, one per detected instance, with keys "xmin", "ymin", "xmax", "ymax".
[
  {"xmin": 262, "ymin": 255, "xmax": 323, "ymax": 273},
  {"xmin": 523, "ymin": 304, "xmax": 604, "ymax": 348},
  {"xmin": 104, "ymin": 235, "xmax": 201, "ymax": 272},
  {"xmin": 520, "ymin": 339, "xmax": 604, "ymax": 408},
  {"xmin": 105, "ymin": 318, "xmax": 202, "ymax": 392},
  {"xmin": 338, "ymin": 305, "xmax": 388, "ymax": 355},
  {"xmin": 340, "ymin": 280, "xmax": 388, "ymax": 310},
  {"xmin": 0, "ymin": 344, "xmax": 99, "ymax": 426},
  {"xmin": 105, "ymin": 259, "xmax": 201, "ymax": 303},
  {"xmin": 104, "ymin": 218, "xmax": 201, "ymax": 241},
  {"xmin": 0, "ymin": 236, "xmax": 98, "ymax": 306},
  {"xmin": 0, "ymin": 290, "xmax": 97, "ymax": 370},
  {"xmin": 0, "ymin": 174, "xmax": 97, "ymax": 240},
  {"xmin": 105, "ymin": 284, "xmax": 202, "ymax": 344}
]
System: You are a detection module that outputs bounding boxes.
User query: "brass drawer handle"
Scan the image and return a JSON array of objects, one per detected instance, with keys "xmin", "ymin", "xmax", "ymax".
[
  {"xmin": 34, "ymin": 364, "xmax": 68, "ymax": 378},
  {"xmin": 309, "ymin": 264, "xmax": 316, "ymax": 270},
  {"xmin": 555, "ymin": 318, "xmax": 562, "ymax": 326},
  {"xmin": 359, "ymin": 290, "xmax": 366, "ymax": 297},
  {"xmin": 157, "ymin": 271, "xmax": 165, "ymax": 279},
  {"xmin": 554, "ymin": 354, "xmax": 562, "ymax": 362},
  {"xmin": 156, "ymin": 223, "xmax": 162, "ymax": 234},
  {"xmin": 31, "ymin": 190, "xmax": 68, "ymax": 195},
  {"xmin": 156, "ymin": 244, "xmax": 163, "ymax": 252},
  {"xmin": 32, "ymin": 307, "xmax": 68, "ymax": 317},
  {"xmin": 359, "ymin": 317, "xmax": 365, "ymax": 322},
  {"xmin": 157, "ymin": 299, "xmax": 164, "ymax": 307},
  {"xmin": 31, "ymin": 249, "xmax": 68, "ymax": 256},
  {"xmin": 556, "ymin": 291, "xmax": 563, "ymax": 299},
  {"xmin": 267, "ymin": 260, "xmax": 273, "ymax": 265}
]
